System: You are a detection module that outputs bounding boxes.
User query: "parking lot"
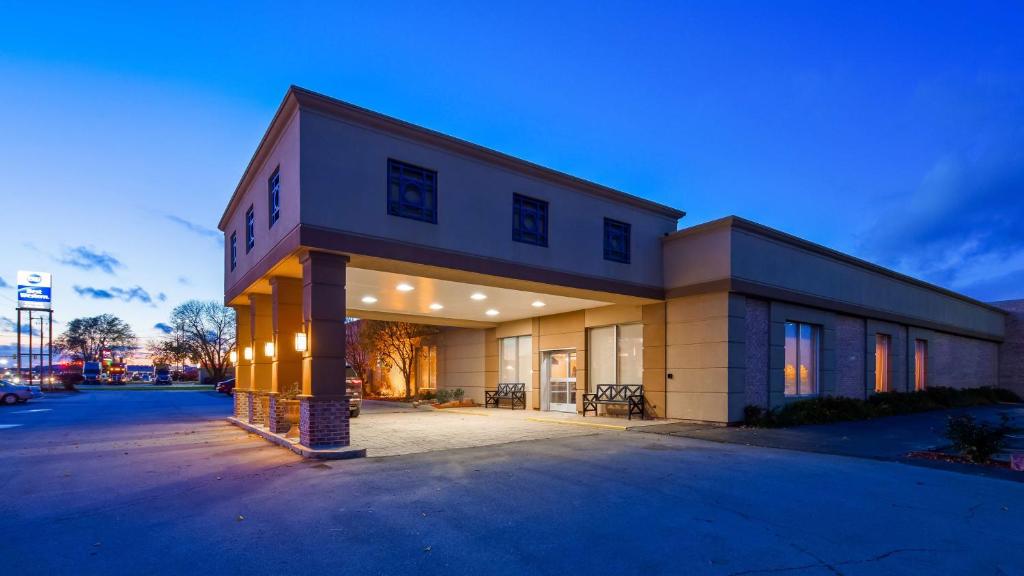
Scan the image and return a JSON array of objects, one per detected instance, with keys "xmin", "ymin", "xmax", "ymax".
[{"xmin": 2, "ymin": 390, "xmax": 1023, "ymax": 575}]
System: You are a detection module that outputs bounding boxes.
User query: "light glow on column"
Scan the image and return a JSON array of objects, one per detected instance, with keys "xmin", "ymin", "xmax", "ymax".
[
  {"xmin": 264, "ymin": 341, "xmax": 275, "ymax": 357},
  {"xmin": 229, "ymin": 350, "xmax": 238, "ymax": 364},
  {"xmin": 294, "ymin": 332, "xmax": 308, "ymax": 352},
  {"xmin": 243, "ymin": 346, "xmax": 253, "ymax": 361}
]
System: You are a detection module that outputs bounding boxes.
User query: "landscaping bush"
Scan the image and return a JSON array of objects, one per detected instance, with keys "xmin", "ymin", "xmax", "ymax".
[
  {"xmin": 945, "ymin": 414, "xmax": 1012, "ymax": 463},
  {"xmin": 452, "ymin": 388, "xmax": 465, "ymax": 401},
  {"xmin": 744, "ymin": 386, "xmax": 1022, "ymax": 428},
  {"xmin": 418, "ymin": 389, "xmax": 436, "ymax": 401},
  {"xmin": 435, "ymin": 389, "xmax": 453, "ymax": 403}
]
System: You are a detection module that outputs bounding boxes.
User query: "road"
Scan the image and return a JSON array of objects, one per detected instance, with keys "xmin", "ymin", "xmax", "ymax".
[{"xmin": 2, "ymin": 391, "xmax": 1022, "ymax": 575}]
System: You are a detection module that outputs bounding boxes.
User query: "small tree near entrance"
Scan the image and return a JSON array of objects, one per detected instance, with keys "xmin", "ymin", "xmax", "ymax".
[
  {"xmin": 156, "ymin": 300, "xmax": 236, "ymax": 383},
  {"xmin": 345, "ymin": 320, "xmax": 374, "ymax": 393},
  {"xmin": 364, "ymin": 320, "xmax": 438, "ymax": 400}
]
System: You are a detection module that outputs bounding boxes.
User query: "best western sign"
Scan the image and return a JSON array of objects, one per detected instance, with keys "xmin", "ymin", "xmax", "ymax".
[{"xmin": 17, "ymin": 270, "xmax": 52, "ymax": 310}]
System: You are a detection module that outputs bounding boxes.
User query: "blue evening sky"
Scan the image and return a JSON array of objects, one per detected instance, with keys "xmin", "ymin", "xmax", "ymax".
[{"xmin": 1, "ymin": 1, "xmax": 1022, "ymax": 356}]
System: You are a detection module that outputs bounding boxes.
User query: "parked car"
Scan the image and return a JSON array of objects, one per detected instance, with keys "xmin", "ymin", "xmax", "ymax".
[
  {"xmin": 346, "ymin": 366, "xmax": 362, "ymax": 417},
  {"xmin": 141, "ymin": 373, "xmax": 152, "ymax": 383},
  {"xmin": 216, "ymin": 378, "xmax": 236, "ymax": 394},
  {"xmin": 154, "ymin": 367, "xmax": 172, "ymax": 385},
  {"xmin": 1, "ymin": 379, "xmax": 43, "ymax": 405}
]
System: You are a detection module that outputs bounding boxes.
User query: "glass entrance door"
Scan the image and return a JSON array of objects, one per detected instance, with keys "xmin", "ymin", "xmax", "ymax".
[{"xmin": 542, "ymin": 350, "xmax": 577, "ymax": 413}]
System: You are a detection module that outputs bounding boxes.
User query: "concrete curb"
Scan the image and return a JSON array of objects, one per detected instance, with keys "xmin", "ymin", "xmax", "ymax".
[{"xmin": 227, "ymin": 417, "xmax": 367, "ymax": 460}]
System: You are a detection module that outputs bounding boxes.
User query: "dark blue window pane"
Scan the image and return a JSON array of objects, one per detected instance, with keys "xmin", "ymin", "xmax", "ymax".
[
  {"xmin": 512, "ymin": 193, "xmax": 548, "ymax": 247},
  {"xmin": 387, "ymin": 159, "xmax": 437, "ymax": 223},
  {"xmin": 245, "ymin": 206, "xmax": 255, "ymax": 253},
  {"xmin": 230, "ymin": 232, "xmax": 237, "ymax": 270},
  {"xmin": 603, "ymin": 218, "xmax": 630, "ymax": 263},
  {"xmin": 268, "ymin": 168, "xmax": 280, "ymax": 227}
]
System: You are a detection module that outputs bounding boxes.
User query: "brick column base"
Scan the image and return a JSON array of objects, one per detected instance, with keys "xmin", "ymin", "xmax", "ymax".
[
  {"xmin": 251, "ymin": 391, "xmax": 268, "ymax": 427},
  {"xmin": 299, "ymin": 396, "xmax": 350, "ymax": 448},
  {"xmin": 267, "ymin": 393, "xmax": 290, "ymax": 434},
  {"xmin": 233, "ymin": 390, "xmax": 252, "ymax": 420}
]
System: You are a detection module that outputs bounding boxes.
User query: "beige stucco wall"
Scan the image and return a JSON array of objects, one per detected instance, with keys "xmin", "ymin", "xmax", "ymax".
[
  {"xmin": 297, "ymin": 109, "xmax": 677, "ymax": 290},
  {"xmin": 223, "ymin": 109, "xmax": 302, "ymax": 294},
  {"xmin": 665, "ymin": 292, "xmax": 744, "ymax": 423},
  {"xmin": 436, "ymin": 327, "xmax": 488, "ymax": 403}
]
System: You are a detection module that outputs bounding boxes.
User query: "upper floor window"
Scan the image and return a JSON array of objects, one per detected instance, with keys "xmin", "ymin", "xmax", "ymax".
[
  {"xmin": 603, "ymin": 218, "xmax": 631, "ymax": 263},
  {"xmin": 245, "ymin": 206, "xmax": 255, "ymax": 253},
  {"xmin": 268, "ymin": 168, "xmax": 280, "ymax": 227},
  {"xmin": 512, "ymin": 193, "xmax": 548, "ymax": 247},
  {"xmin": 387, "ymin": 159, "xmax": 437, "ymax": 223},
  {"xmin": 784, "ymin": 321, "xmax": 820, "ymax": 397},
  {"xmin": 230, "ymin": 232, "xmax": 237, "ymax": 271}
]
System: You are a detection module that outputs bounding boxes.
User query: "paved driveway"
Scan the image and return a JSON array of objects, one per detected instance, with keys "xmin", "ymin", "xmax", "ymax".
[{"xmin": 3, "ymin": 391, "xmax": 1023, "ymax": 575}]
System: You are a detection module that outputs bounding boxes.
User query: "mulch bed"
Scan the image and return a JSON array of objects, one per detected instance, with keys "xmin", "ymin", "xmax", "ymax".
[
  {"xmin": 432, "ymin": 400, "xmax": 477, "ymax": 409},
  {"xmin": 906, "ymin": 450, "xmax": 1016, "ymax": 470}
]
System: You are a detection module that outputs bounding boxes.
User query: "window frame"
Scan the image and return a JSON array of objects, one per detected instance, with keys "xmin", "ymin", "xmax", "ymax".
[
  {"xmin": 874, "ymin": 333, "xmax": 891, "ymax": 393},
  {"xmin": 784, "ymin": 321, "xmax": 821, "ymax": 397},
  {"xmin": 603, "ymin": 218, "xmax": 631, "ymax": 263},
  {"xmin": 512, "ymin": 193, "xmax": 549, "ymax": 247},
  {"xmin": 386, "ymin": 158, "xmax": 438, "ymax": 224},
  {"xmin": 914, "ymin": 339, "xmax": 928, "ymax": 391},
  {"xmin": 587, "ymin": 323, "xmax": 644, "ymax": 392},
  {"xmin": 245, "ymin": 205, "xmax": 255, "ymax": 254},
  {"xmin": 268, "ymin": 167, "xmax": 280, "ymax": 228},
  {"xmin": 230, "ymin": 232, "xmax": 237, "ymax": 271}
]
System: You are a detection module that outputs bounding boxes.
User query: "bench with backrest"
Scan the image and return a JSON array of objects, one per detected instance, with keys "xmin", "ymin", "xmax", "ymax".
[
  {"xmin": 583, "ymin": 384, "xmax": 645, "ymax": 420},
  {"xmin": 485, "ymin": 383, "xmax": 527, "ymax": 410}
]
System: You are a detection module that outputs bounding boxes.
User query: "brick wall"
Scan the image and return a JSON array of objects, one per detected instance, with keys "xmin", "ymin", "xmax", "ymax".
[
  {"xmin": 744, "ymin": 298, "xmax": 769, "ymax": 409},
  {"xmin": 835, "ymin": 315, "xmax": 866, "ymax": 399},
  {"xmin": 299, "ymin": 397, "xmax": 349, "ymax": 448},
  {"xmin": 994, "ymin": 300, "xmax": 1024, "ymax": 396},
  {"xmin": 928, "ymin": 331, "xmax": 999, "ymax": 389}
]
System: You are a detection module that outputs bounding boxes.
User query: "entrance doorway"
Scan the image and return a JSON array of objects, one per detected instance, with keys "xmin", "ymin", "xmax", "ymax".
[{"xmin": 542, "ymin": 350, "xmax": 577, "ymax": 413}]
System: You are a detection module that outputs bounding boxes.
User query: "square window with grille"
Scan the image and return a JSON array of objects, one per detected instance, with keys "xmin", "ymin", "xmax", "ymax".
[
  {"xmin": 512, "ymin": 193, "xmax": 548, "ymax": 247},
  {"xmin": 603, "ymin": 218, "xmax": 631, "ymax": 263},
  {"xmin": 245, "ymin": 206, "xmax": 255, "ymax": 253},
  {"xmin": 268, "ymin": 168, "xmax": 280, "ymax": 227},
  {"xmin": 387, "ymin": 159, "xmax": 437, "ymax": 223}
]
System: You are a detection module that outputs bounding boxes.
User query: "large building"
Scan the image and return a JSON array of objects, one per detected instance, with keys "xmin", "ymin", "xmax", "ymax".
[{"xmin": 220, "ymin": 86, "xmax": 1019, "ymax": 450}]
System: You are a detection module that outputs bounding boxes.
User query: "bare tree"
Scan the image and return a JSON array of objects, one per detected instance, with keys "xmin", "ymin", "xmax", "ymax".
[
  {"xmin": 56, "ymin": 314, "xmax": 136, "ymax": 361},
  {"xmin": 345, "ymin": 320, "xmax": 374, "ymax": 392},
  {"xmin": 365, "ymin": 320, "xmax": 438, "ymax": 400},
  {"xmin": 159, "ymin": 300, "xmax": 236, "ymax": 383}
]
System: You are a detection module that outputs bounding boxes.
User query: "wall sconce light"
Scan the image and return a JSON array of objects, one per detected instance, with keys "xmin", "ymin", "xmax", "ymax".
[
  {"xmin": 294, "ymin": 331, "xmax": 308, "ymax": 353},
  {"xmin": 229, "ymin": 350, "xmax": 238, "ymax": 364},
  {"xmin": 243, "ymin": 346, "xmax": 253, "ymax": 361},
  {"xmin": 264, "ymin": 341, "xmax": 275, "ymax": 357}
]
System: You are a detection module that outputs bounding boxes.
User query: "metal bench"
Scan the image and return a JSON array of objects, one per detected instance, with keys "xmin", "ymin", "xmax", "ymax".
[
  {"xmin": 583, "ymin": 384, "xmax": 645, "ymax": 420},
  {"xmin": 485, "ymin": 382, "xmax": 527, "ymax": 410}
]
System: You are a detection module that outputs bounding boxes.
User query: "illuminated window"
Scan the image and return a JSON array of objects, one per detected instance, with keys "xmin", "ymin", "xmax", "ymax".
[
  {"xmin": 588, "ymin": 323, "xmax": 643, "ymax": 391},
  {"xmin": 914, "ymin": 339, "xmax": 928, "ymax": 391},
  {"xmin": 230, "ymin": 232, "xmax": 237, "ymax": 271},
  {"xmin": 875, "ymin": 334, "xmax": 891, "ymax": 392},
  {"xmin": 604, "ymin": 218, "xmax": 631, "ymax": 263},
  {"xmin": 499, "ymin": 335, "xmax": 532, "ymax": 386},
  {"xmin": 387, "ymin": 159, "xmax": 437, "ymax": 223},
  {"xmin": 245, "ymin": 206, "xmax": 255, "ymax": 253},
  {"xmin": 513, "ymin": 193, "xmax": 548, "ymax": 246},
  {"xmin": 268, "ymin": 167, "xmax": 280, "ymax": 227},
  {"xmin": 784, "ymin": 321, "xmax": 820, "ymax": 396}
]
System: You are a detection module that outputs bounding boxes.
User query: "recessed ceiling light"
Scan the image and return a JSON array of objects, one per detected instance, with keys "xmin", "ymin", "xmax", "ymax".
[
  {"xmin": 361, "ymin": 296, "xmax": 378, "ymax": 304},
  {"xmin": 531, "ymin": 300, "xmax": 546, "ymax": 308},
  {"xmin": 429, "ymin": 303, "xmax": 444, "ymax": 311},
  {"xmin": 470, "ymin": 292, "xmax": 487, "ymax": 301},
  {"xmin": 485, "ymin": 309, "xmax": 499, "ymax": 317},
  {"xmin": 396, "ymin": 283, "xmax": 415, "ymax": 292}
]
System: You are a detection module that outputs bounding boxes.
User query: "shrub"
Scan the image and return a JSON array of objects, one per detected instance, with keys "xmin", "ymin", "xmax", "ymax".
[
  {"xmin": 435, "ymin": 389, "xmax": 453, "ymax": 403},
  {"xmin": 418, "ymin": 389, "xmax": 436, "ymax": 401},
  {"xmin": 744, "ymin": 386, "xmax": 1022, "ymax": 428},
  {"xmin": 945, "ymin": 414, "xmax": 1011, "ymax": 463},
  {"xmin": 452, "ymin": 388, "xmax": 465, "ymax": 401}
]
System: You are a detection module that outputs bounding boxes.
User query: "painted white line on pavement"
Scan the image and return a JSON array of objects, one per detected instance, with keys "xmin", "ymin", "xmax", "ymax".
[
  {"xmin": 0, "ymin": 424, "xmax": 23, "ymax": 429},
  {"xmin": 11, "ymin": 409, "xmax": 52, "ymax": 414}
]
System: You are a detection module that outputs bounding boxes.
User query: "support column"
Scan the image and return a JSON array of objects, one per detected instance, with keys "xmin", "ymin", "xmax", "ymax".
[
  {"xmin": 231, "ymin": 304, "xmax": 253, "ymax": 420},
  {"xmin": 249, "ymin": 294, "xmax": 273, "ymax": 427},
  {"xmin": 299, "ymin": 251, "xmax": 349, "ymax": 448},
  {"xmin": 268, "ymin": 277, "xmax": 303, "ymax": 433}
]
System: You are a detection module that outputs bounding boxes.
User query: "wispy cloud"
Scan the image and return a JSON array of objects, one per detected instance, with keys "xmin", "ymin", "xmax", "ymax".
[
  {"xmin": 59, "ymin": 246, "xmax": 122, "ymax": 274},
  {"xmin": 153, "ymin": 322, "xmax": 174, "ymax": 334},
  {"xmin": 73, "ymin": 285, "xmax": 159, "ymax": 306},
  {"xmin": 854, "ymin": 149, "xmax": 1024, "ymax": 301},
  {"xmin": 165, "ymin": 214, "xmax": 223, "ymax": 245},
  {"xmin": 177, "ymin": 276, "xmax": 191, "ymax": 286},
  {"xmin": 0, "ymin": 276, "xmax": 9, "ymax": 288},
  {"xmin": 0, "ymin": 316, "xmax": 41, "ymax": 336}
]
